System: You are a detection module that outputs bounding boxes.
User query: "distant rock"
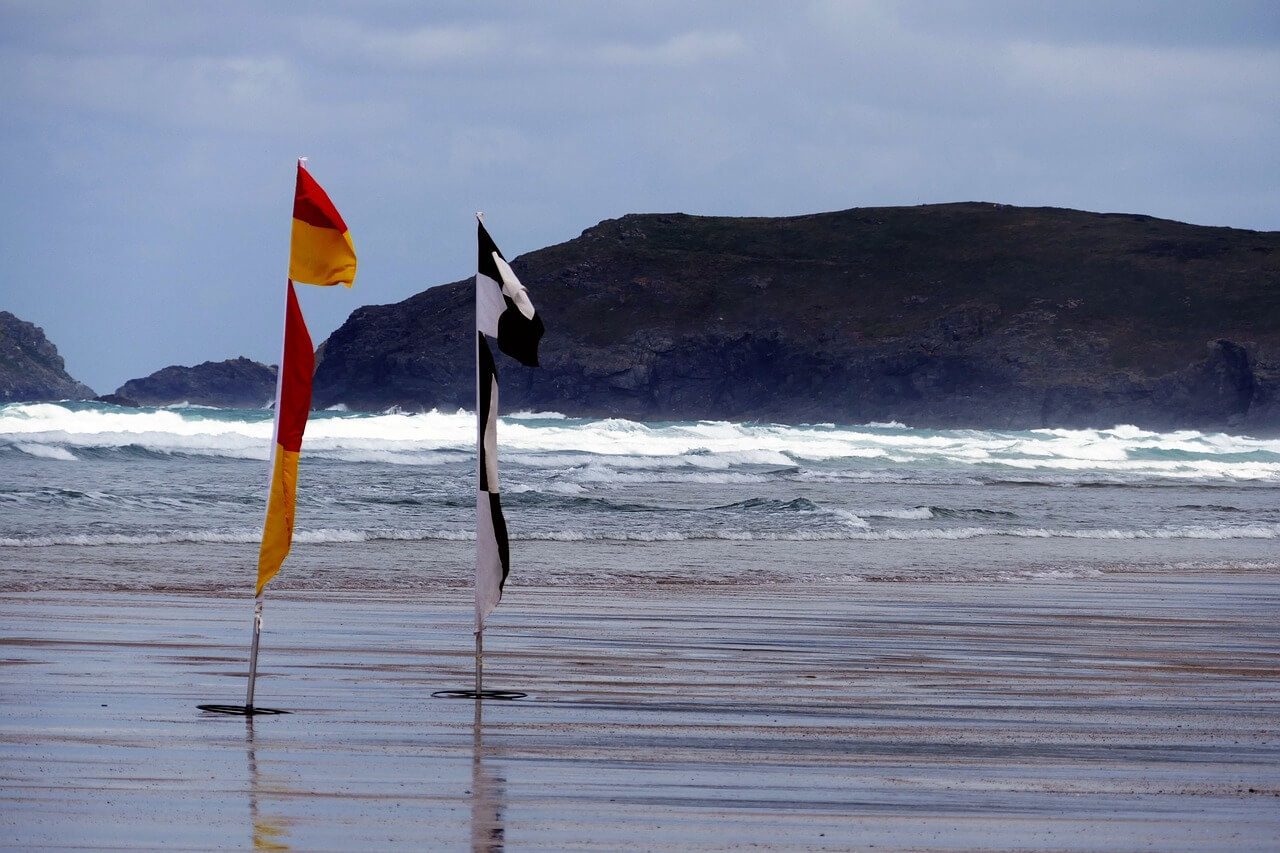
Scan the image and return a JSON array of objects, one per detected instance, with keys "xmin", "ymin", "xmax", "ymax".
[
  {"xmin": 115, "ymin": 357, "xmax": 276, "ymax": 408},
  {"xmin": 0, "ymin": 311, "xmax": 95, "ymax": 402},
  {"xmin": 94, "ymin": 393, "xmax": 140, "ymax": 408},
  {"xmin": 313, "ymin": 203, "xmax": 1280, "ymax": 431}
]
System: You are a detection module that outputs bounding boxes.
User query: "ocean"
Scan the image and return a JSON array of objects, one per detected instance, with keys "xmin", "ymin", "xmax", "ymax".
[{"xmin": 2, "ymin": 401, "xmax": 1278, "ymax": 595}]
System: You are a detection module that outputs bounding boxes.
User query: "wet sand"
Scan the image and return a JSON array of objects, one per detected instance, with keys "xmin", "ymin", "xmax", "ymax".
[{"xmin": 1, "ymin": 575, "xmax": 1278, "ymax": 851}]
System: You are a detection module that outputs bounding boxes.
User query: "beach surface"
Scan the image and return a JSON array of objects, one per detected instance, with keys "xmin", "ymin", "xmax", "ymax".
[{"xmin": 2, "ymin": 569, "xmax": 1277, "ymax": 851}]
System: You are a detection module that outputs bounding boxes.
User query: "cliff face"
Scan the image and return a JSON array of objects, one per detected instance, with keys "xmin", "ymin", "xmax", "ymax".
[
  {"xmin": 0, "ymin": 311, "xmax": 95, "ymax": 402},
  {"xmin": 114, "ymin": 357, "xmax": 276, "ymax": 408},
  {"xmin": 313, "ymin": 203, "xmax": 1280, "ymax": 431}
]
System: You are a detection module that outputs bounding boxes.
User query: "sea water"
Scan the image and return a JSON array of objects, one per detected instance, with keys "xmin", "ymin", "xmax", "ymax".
[{"xmin": 1, "ymin": 401, "xmax": 1278, "ymax": 593}]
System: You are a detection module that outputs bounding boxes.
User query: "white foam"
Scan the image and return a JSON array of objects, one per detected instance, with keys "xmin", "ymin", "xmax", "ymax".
[
  {"xmin": 506, "ymin": 411, "xmax": 567, "ymax": 420},
  {"xmin": 3, "ymin": 403, "xmax": 1278, "ymax": 482},
  {"xmin": 309, "ymin": 449, "xmax": 452, "ymax": 466},
  {"xmin": 865, "ymin": 506, "xmax": 935, "ymax": 520},
  {"xmin": 1, "ymin": 521, "xmax": 1276, "ymax": 549},
  {"xmin": 14, "ymin": 443, "xmax": 77, "ymax": 461},
  {"xmin": 995, "ymin": 567, "xmax": 1107, "ymax": 581},
  {"xmin": 826, "ymin": 508, "xmax": 871, "ymax": 528},
  {"xmin": 0, "ymin": 528, "xmax": 475, "ymax": 548},
  {"xmin": 569, "ymin": 467, "xmax": 771, "ymax": 485},
  {"xmin": 506, "ymin": 482, "xmax": 587, "ymax": 496},
  {"xmin": 835, "ymin": 524, "xmax": 1280, "ymax": 541}
]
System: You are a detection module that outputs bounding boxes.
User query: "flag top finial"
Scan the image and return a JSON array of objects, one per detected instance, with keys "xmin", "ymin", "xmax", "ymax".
[{"xmin": 298, "ymin": 156, "xmax": 308, "ymax": 170}]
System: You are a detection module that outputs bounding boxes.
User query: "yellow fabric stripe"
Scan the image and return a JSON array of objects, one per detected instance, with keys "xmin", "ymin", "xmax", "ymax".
[
  {"xmin": 256, "ymin": 447, "xmax": 301, "ymax": 595},
  {"xmin": 289, "ymin": 221, "xmax": 357, "ymax": 287}
]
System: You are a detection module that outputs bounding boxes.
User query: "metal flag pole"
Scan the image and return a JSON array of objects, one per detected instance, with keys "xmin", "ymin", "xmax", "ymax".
[
  {"xmin": 245, "ymin": 596, "xmax": 265, "ymax": 707},
  {"xmin": 200, "ymin": 596, "xmax": 281, "ymax": 714},
  {"xmin": 475, "ymin": 628, "xmax": 484, "ymax": 695},
  {"xmin": 476, "ymin": 231, "xmax": 483, "ymax": 698},
  {"xmin": 200, "ymin": 283, "xmax": 290, "ymax": 715},
  {"xmin": 240, "ymin": 274, "xmax": 292, "ymax": 713},
  {"xmin": 474, "ymin": 236, "xmax": 484, "ymax": 698}
]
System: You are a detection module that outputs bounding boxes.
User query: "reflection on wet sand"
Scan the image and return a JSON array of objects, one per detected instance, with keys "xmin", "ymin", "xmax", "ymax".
[
  {"xmin": 1, "ymin": 585, "xmax": 1276, "ymax": 848},
  {"xmin": 470, "ymin": 697, "xmax": 506, "ymax": 853},
  {"xmin": 246, "ymin": 718, "xmax": 290, "ymax": 852}
]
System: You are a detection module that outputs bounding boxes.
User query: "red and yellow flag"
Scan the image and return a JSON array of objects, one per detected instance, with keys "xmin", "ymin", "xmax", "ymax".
[
  {"xmin": 289, "ymin": 162, "xmax": 357, "ymax": 287},
  {"xmin": 256, "ymin": 282, "xmax": 314, "ymax": 594},
  {"xmin": 256, "ymin": 162, "xmax": 356, "ymax": 595}
]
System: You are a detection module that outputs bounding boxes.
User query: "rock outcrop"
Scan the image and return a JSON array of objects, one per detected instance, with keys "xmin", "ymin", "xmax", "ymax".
[
  {"xmin": 312, "ymin": 203, "xmax": 1280, "ymax": 431},
  {"xmin": 114, "ymin": 357, "xmax": 276, "ymax": 408},
  {"xmin": 0, "ymin": 311, "xmax": 95, "ymax": 402}
]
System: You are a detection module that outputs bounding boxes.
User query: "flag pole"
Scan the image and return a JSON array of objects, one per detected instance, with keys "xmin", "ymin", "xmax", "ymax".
[
  {"xmin": 201, "ymin": 280, "xmax": 290, "ymax": 717},
  {"xmin": 244, "ymin": 245, "xmax": 295, "ymax": 710},
  {"xmin": 222, "ymin": 166, "xmax": 299, "ymax": 716},
  {"xmin": 474, "ymin": 213, "xmax": 484, "ymax": 697},
  {"xmin": 245, "ymin": 596, "xmax": 265, "ymax": 707},
  {"xmin": 241, "ymin": 267, "xmax": 291, "ymax": 712},
  {"xmin": 241, "ymin": 161, "xmax": 304, "ymax": 710}
]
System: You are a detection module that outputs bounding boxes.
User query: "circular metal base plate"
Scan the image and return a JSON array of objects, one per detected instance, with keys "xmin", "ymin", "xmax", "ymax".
[
  {"xmin": 197, "ymin": 704, "xmax": 290, "ymax": 716},
  {"xmin": 431, "ymin": 689, "xmax": 527, "ymax": 700}
]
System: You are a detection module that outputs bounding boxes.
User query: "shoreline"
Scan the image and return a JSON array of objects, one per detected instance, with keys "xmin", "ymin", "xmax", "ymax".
[
  {"xmin": 2, "ymin": 574, "xmax": 1278, "ymax": 850},
  {"xmin": 3, "ymin": 535, "xmax": 1279, "ymax": 598}
]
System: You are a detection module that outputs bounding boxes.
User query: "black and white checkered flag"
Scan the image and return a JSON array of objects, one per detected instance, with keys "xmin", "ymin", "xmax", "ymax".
[{"xmin": 475, "ymin": 217, "xmax": 545, "ymax": 627}]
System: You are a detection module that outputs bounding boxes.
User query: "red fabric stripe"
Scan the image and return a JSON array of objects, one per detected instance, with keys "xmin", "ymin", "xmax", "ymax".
[
  {"xmin": 276, "ymin": 281, "xmax": 314, "ymax": 453},
  {"xmin": 292, "ymin": 163, "xmax": 349, "ymax": 232}
]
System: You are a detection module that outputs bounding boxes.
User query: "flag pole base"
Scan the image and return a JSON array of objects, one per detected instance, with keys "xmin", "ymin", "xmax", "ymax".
[
  {"xmin": 197, "ymin": 704, "xmax": 290, "ymax": 716},
  {"xmin": 432, "ymin": 627, "xmax": 525, "ymax": 698},
  {"xmin": 431, "ymin": 689, "xmax": 526, "ymax": 700}
]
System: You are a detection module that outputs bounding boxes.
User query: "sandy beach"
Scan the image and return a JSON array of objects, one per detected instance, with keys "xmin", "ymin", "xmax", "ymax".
[{"xmin": 2, "ymin": 570, "xmax": 1277, "ymax": 851}]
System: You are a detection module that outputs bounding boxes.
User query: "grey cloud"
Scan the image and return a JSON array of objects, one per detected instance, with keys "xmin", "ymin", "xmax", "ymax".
[{"xmin": 0, "ymin": 1, "xmax": 1275, "ymax": 393}]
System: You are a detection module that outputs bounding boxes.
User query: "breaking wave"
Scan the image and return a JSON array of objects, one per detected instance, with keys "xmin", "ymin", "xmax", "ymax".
[
  {"xmin": 3, "ymin": 522, "xmax": 1276, "ymax": 549},
  {"xmin": 3, "ymin": 402, "xmax": 1279, "ymax": 482}
]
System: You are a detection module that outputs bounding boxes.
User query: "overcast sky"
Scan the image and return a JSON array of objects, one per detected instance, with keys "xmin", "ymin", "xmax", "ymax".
[{"xmin": 2, "ymin": 1, "xmax": 1277, "ymax": 393}]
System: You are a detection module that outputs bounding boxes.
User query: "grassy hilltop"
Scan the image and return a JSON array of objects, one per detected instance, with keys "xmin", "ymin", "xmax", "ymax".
[{"xmin": 309, "ymin": 202, "xmax": 1280, "ymax": 430}]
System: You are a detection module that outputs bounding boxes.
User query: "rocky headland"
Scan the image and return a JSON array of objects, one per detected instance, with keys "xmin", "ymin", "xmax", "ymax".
[
  {"xmin": 0, "ymin": 311, "xmax": 95, "ymax": 402},
  {"xmin": 312, "ymin": 203, "xmax": 1280, "ymax": 431},
  {"xmin": 113, "ymin": 357, "xmax": 276, "ymax": 408}
]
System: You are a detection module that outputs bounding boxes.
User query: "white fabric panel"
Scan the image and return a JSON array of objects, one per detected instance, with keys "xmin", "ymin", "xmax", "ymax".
[
  {"xmin": 474, "ymin": 492, "xmax": 502, "ymax": 627},
  {"xmin": 476, "ymin": 271, "xmax": 505, "ymax": 337},
  {"xmin": 493, "ymin": 254, "xmax": 537, "ymax": 320}
]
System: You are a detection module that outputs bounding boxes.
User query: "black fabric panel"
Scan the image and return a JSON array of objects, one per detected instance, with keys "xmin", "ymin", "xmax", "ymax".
[
  {"xmin": 488, "ymin": 491, "xmax": 511, "ymax": 591},
  {"xmin": 477, "ymin": 332, "xmax": 498, "ymax": 492},
  {"xmin": 497, "ymin": 301, "xmax": 545, "ymax": 367},
  {"xmin": 477, "ymin": 220, "xmax": 504, "ymax": 284}
]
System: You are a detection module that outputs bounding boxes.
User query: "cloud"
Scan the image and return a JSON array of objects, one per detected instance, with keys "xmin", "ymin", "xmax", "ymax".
[
  {"xmin": 1004, "ymin": 40, "xmax": 1280, "ymax": 106},
  {"xmin": 891, "ymin": 0, "xmax": 1280, "ymax": 50},
  {"xmin": 591, "ymin": 31, "xmax": 748, "ymax": 67},
  {"xmin": 0, "ymin": 1, "xmax": 1276, "ymax": 392},
  {"xmin": 9, "ymin": 51, "xmax": 308, "ymax": 131},
  {"xmin": 299, "ymin": 18, "xmax": 509, "ymax": 68}
]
